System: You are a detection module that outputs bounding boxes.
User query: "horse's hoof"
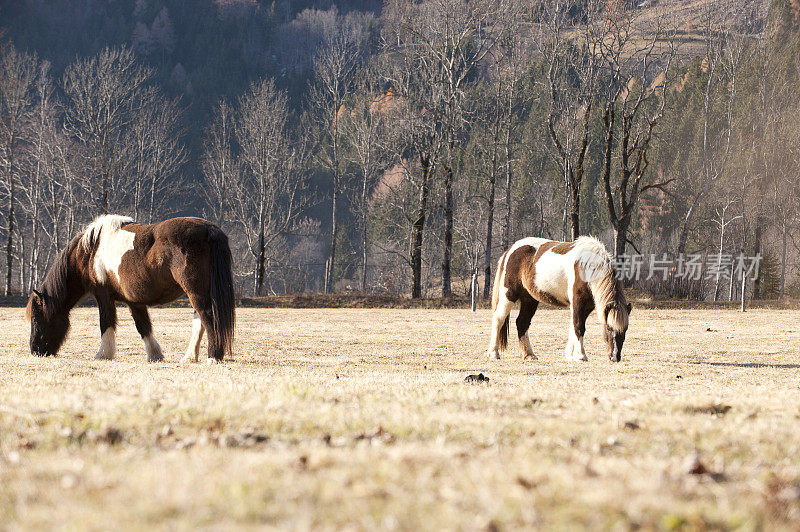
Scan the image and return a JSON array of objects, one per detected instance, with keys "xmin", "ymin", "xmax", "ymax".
[
  {"xmin": 487, "ymin": 351, "xmax": 500, "ymax": 360},
  {"xmin": 523, "ymin": 353, "xmax": 538, "ymax": 361},
  {"xmin": 180, "ymin": 354, "xmax": 196, "ymax": 363},
  {"xmin": 205, "ymin": 357, "xmax": 222, "ymax": 365},
  {"xmin": 94, "ymin": 351, "xmax": 114, "ymax": 360},
  {"xmin": 147, "ymin": 353, "xmax": 165, "ymax": 363}
]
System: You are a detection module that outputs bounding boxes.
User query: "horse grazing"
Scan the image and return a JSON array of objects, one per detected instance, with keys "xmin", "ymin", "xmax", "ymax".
[
  {"xmin": 26, "ymin": 215, "xmax": 235, "ymax": 363},
  {"xmin": 488, "ymin": 236, "xmax": 631, "ymax": 362}
]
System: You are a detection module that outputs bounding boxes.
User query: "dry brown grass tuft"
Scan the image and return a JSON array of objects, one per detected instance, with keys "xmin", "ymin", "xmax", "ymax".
[{"xmin": 2, "ymin": 306, "xmax": 800, "ymax": 529}]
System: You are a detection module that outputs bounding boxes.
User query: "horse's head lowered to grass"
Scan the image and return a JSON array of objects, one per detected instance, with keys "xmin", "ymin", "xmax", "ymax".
[
  {"xmin": 25, "ymin": 236, "xmax": 82, "ymax": 357},
  {"xmin": 27, "ymin": 288, "xmax": 70, "ymax": 357},
  {"xmin": 602, "ymin": 299, "xmax": 632, "ymax": 362}
]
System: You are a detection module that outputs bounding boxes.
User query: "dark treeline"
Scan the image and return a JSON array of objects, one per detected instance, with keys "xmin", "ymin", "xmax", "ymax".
[{"xmin": 1, "ymin": 0, "xmax": 799, "ymax": 300}]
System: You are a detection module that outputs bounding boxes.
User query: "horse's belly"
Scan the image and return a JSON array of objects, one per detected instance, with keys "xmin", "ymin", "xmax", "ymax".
[
  {"xmin": 114, "ymin": 253, "xmax": 183, "ymax": 305},
  {"xmin": 119, "ymin": 281, "xmax": 184, "ymax": 305}
]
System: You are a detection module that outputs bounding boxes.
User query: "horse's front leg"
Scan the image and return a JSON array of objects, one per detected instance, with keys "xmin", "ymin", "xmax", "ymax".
[
  {"xmin": 129, "ymin": 305, "xmax": 164, "ymax": 362},
  {"xmin": 94, "ymin": 290, "xmax": 117, "ymax": 360},
  {"xmin": 565, "ymin": 300, "xmax": 588, "ymax": 362},
  {"xmin": 516, "ymin": 298, "xmax": 538, "ymax": 360}
]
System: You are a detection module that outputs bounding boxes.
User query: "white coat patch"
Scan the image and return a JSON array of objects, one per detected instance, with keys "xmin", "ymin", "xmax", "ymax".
[
  {"xmin": 81, "ymin": 215, "xmax": 135, "ymax": 284},
  {"xmin": 533, "ymin": 250, "xmax": 570, "ymax": 303},
  {"xmin": 502, "ymin": 237, "xmax": 550, "ymax": 272}
]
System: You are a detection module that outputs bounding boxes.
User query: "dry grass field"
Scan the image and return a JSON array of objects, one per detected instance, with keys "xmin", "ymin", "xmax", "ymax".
[{"xmin": 2, "ymin": 305, "xmax": 800, "ymax": 530}]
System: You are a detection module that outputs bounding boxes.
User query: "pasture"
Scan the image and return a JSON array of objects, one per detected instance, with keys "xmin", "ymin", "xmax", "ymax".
[{"xmin": 2, "ymin": 306, "xmax": 800, "ymax": 529}]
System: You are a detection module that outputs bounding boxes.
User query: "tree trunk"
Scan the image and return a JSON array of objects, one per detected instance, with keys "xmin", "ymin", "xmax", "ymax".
[
  {"xmin": 325, "ymin": 174, "xmax": 339, "ymax": 295},
  {"xmin": 483, "ymin": 167, "xmax": 496, "ymax": 300},
  {"xmin": 562, "ymin": 165, "xmax": 569, "ymax": 241},
  {"xmin": 101, "ymin": 170, "xmax": 109, "ymax": 214},
  {"xmin": 779, "ymin": 221, "xmax": 787, "ymax": 299},
  {"xmin": 502, "ymin": 134, "xmax": 512, "ymax": 250},
  {"xmin": 5, "ymin": 160, "xmax": 14, "ymax": 296},
  {"xmin": 410, "ymin": 157, "xmax": 431, "ymax": 299},
  {"xmin": 713, "ymin": 218, "xmax": 725, "ymax": 302},
  {"xmin": 751, "ymin": 220, "xmax": 763, "ymax": 298},
  {"xmin": 360, "ymin": 170, "xmax": 369, "ymax": 292},
  {"xmin": 29, "ymin": 199, "xmax": 39, "ymax": 292},
  {"xmin": 256, "ymin": 228, "xmax": 265, "ymax": 296},
  {"xmin": 613, "ymin": 224, "xmax": 627, "ymax": 260},
  {"xmin": 569, "ymin": 168, "xmax": 580, "ymax": 240},
  {"xmin": 441, "ymin": 164, "xmax": 453, "ymax": 299},
  {"xmin": 676, "ymin": 202, "xmax": 696, "ymax": 256},
  {"xmin": 18, "ymin": 232, "xmax": 26, "ymax": 294}
]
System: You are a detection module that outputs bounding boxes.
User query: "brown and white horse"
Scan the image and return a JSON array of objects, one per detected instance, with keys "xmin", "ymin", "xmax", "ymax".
[
  {"xmin": 26, "ymin": 215, "xmax": 235, "ymax": 363},
  {"xmin": 488, "ymin": 236, "xmax": 631, "ymax": 362}
]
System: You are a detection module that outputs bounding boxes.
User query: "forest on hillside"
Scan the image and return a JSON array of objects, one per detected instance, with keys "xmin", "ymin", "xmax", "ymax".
[{"xmin": 1, "ymin": 0, "xmax": 799, "ymax": 301}]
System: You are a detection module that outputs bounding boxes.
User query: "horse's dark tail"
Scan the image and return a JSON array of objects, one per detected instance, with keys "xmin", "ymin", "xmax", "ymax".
[{"xmin": 208, "ymin": 228, "xmax": 235, "ymax": 360}]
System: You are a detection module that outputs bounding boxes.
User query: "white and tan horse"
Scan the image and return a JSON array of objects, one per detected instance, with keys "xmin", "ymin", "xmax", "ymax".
[{"xmin": 488, "ymin": 236, "xmax": 631, "ymax": 362}]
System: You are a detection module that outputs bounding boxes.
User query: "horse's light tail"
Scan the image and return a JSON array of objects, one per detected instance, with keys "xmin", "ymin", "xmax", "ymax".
[
  {"xmin": 491, "ymin": 252, "xmax": 506, "ymax": 313},
  {"xmin": 498, "ymin": 315, "xmax": 509, "ymax": 350},
  {"xmin": 208, "ymin": 228, "xmax": 235, "ymax": 360},
  {"xmin": 492, "ymin": 251, "xmax": 509, "ymax": 350}
]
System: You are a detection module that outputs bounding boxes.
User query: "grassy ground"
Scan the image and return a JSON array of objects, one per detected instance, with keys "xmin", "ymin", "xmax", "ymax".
[{"xmin": 2, "ymin": 306, "xmax": 799, "ymax": 530}]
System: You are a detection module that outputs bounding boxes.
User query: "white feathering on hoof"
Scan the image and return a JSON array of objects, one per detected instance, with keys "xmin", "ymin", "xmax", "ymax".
[{"xmin": 569, "ymin": 236, "xmax": 612, "ymax": 284}]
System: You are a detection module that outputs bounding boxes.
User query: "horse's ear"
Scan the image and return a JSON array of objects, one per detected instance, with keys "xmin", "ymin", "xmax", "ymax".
[{"xmin": 626, "ymin": 302, "xmax": 632, "ymax": 314}]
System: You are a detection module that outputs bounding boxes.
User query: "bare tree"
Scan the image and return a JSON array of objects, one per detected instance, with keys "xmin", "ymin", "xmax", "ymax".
[
  {"xmin": 18, "ymin": 60, "xmax": 57, "ymax": 291},
  {"xmin": 542, "ymin": 0, "xmax": 603, "ymax": 240},
  {"xmin": 473, "ymin": 32, "xmax": 531, "ymax": 299},
  {"xmin": 746, "ymin": 19, "xmax": 795, "ymax": 299},
  {"xmin": 202, "ymin": 100, "xmax": 240, "ymax": 226},
  {"xmin": 0, "ymin": 42, "xmax": 38, "ymax": 295},
  {"xmin": 341, "ymin": 65, "xmax": 389, "ymax": 291},
  {"xmin": 710, "ymin": 199, "xmax": 741, "ymax": 301},
  {"xmin": 128, "ymin": 91, "xmax": 186, "ymax": 223},
  {"xmin": 599, "ymin": 7, "xmax": 677, "ymax": 258},
  {"xmin": 62, "ymin": 46, "xmax": 152, "ymax": 214},
  {"xmin": 675, "ymin": 0, "xmax": 748, "ymax": 257},
  {"xmin": 309, "ymin": 12, "xmax": 371, "ymax": 294},
  {"xmin": 383, "ymin": 0, "xmax": 513, "ymax": 298},
  {"xmin": 233, "ymin": 80, "xmax": 312, "ymax": 296}
]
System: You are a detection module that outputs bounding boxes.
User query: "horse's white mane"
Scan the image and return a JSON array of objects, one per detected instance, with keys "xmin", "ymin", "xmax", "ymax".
[
  {"xmin": 568, "ymin": 236, "xmax": 628, "ymax": 331},
  {"xmin": 80, "ymin": 214, "xmax": 134, "ymax": 250},
  {"xmin": 569, "ymin": 236, "xmax": 612, "ymax": 283}
]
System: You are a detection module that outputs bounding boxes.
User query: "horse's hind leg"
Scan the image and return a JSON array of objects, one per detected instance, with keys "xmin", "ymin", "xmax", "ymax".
[
  {"xmin": 129, "ymin": 305, "xmax": 164, "ymax": 362},
  {"xmin": 516, "ymin": 298, "xmax": 538, "ymax": 360},
  {"xmin": 180, "ymin": 311, "xmax": 205, "ymax": 363},
  {"xmin": 488, "ymin": 293, "xmax": 514, "ymax": 360},
  {"xmin": 183, "ymin": 292, "xmax": 220, "ymax": 364}
]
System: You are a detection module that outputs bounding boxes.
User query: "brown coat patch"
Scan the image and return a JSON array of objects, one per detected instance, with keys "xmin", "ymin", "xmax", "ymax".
[
  {"xmin": 27, "ymin": 217, "xmax": 235, "ymax": 361},
  {"xmin": 503, "ymin": 244, "xmax": 567, "ymax": 308}
]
